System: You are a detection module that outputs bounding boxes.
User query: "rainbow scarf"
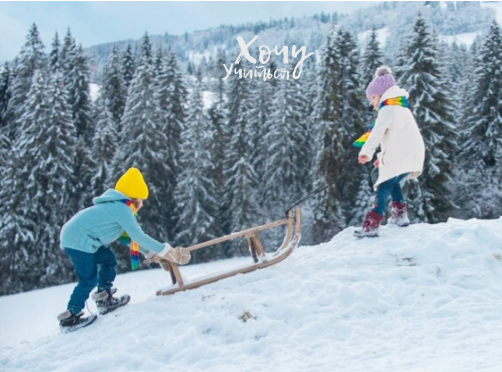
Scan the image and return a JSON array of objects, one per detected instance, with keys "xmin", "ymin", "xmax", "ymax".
[
  {"xmin": 118, "ymin": 200, "xmax": 140, "ymax": 270},
  {"xmin": 352, "ymin": 97, "xmax": 409, "ymax": 148}
]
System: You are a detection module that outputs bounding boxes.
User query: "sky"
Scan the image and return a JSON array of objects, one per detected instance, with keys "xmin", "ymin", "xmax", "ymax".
[{"xmin": 0, "ymin": 1, "xmax": 371, "ymax": 62}]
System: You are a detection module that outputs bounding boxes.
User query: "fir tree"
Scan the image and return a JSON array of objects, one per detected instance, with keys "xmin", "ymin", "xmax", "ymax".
[
  {"xmin": 122, "ymin": 43, "xmax": 136, "ymax": 90},
  {"xmin": 49, "ymin": 32, "xmax": 61, "ymax": 73},
  {"xmin": 361, "ymin": 27, "xmax": 384, "ymax": 86},
  {"xmin": 0, "ymin": 70, "xmax": 77, "ymax": 294},
  {"xmin": 207, "ymin": 50, "xmax": 229, "ymax": 241},
  {"xmin": 3, "ymin": 23, "xmax": 46, "ymax": 140},
  {"xmin": 457, "ymin": 21, "xmax": 502, "ymax": 218},
  {"xmin": 154, "ymin": 48, "xmax": 188, "ymax": 238},
  {"xmin": 224, "ymin": 63, "xmax": 260, "ymax": 256},
  {"xmin": 91, "ymin": 98, "xmax": 118, "ymax": 196},
  {"xmin": 0, "ymin": 63, "xmax": 11, "ymax": 130},
  {"xmin": 174, "ymin": 72, "xmax": 218, "ymax": 262},
  {"xmin": 310, "ymin": 27, "xmax": 366, "ymax": 243},
  {"xmin": 395, "ymin": 15, "xmax": 457, "ymax": 223},
  {"xmin": 113, "ymin": 33, "xmax": 170, "ymax": 250},
  {"xmin": 101, "ymin": 45, "xmax": 127, "ymax": 132},
  {"xmin": 263, "ymin": 76, "xmax": 308, "ymax": 209}
]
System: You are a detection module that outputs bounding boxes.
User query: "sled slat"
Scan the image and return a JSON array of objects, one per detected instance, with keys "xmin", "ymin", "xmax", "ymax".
[{"xmin": 186, "ymin": 218, "xmax": 289, "ymax": 252}]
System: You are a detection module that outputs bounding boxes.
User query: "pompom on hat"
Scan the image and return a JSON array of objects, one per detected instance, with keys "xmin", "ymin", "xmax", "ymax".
[
  {"xmin": 366, "ymin": 66, "xmax": 396, "ymax": 100},
  {"xmin": 115, "ymin": 168, "xmax": 149, "ymax": 200}
]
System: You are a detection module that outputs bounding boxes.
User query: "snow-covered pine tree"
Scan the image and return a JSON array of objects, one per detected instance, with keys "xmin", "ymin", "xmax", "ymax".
[
  {"xmin": 0, "ymin": 62, "xmax": 11, "ymax": 130},
  {"xmin": 310, "ymin": 27, "xmax": 366, "ymax": 243},
  {"xmin": 91, "ymin": 97, "xmax": 118, "ymax": 196},
  {"xmin": 67, "ymin": 44, "xmax": 93, "ymax": 143},
  {"xmin": 224, "ymin": 61, "xmax": 260, "ymax": 256},
  {"xmin": 349, "ymin": 176, "xmax": 374, "ymax": 226},
  {"xmin": 456, "ymin": 21, "xmax": 502, "ymax": 218},
  {"xmin": 154, "ymin": 46, "xmax": 164, "ymax": 78},
  {"xmin": 0, "ymin": 69, "xmax": 77, "ymax": 294},
  {"xmin": 113, "ymin": 33, "xmax": 170, "ymax": 257},
  {"xmin": 122, "ymin": 43, "xmax": 136, "ymax": 90},
  {"xmin": 154, "ymin": 47, "xmax": 188, "ymax": 239},
  {"xmin": 3, "ymin": 23, "xmax": 46, "ymax": 141},
  {"xmin": 247, "ymin": 76, "xmax": 275, "ymax": 205},
  {"xmin": 101, "ymin": 45, "xmax": 127, "ymax": 133},
  {"xmin": 263, "ymin": 74, "xmax": 308, "ymax": 210},
  {"xmin": 207, "ymin": 50, "xmax": 229, "ymax": 242},
  {"xmin": 395, "ymin": 14, "xmax": 457, "ymax": 223},
  {"xmin": 361, "ymin": 27, "xmax": 384, "ymax": 86},
  {"xmin": 49, "ymin": 32, "xmax": 60, "ymax": 73},
  {"xmin": 174, "ymin": 72, "xmax": 218, "ymax": 262}
]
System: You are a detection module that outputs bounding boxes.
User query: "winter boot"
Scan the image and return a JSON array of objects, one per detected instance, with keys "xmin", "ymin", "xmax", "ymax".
[
  {"xmin": 57, "ymin": 310, "xmax": 97, "ymax": 333},
  {"xmin": 93, "ymin": 288, "xmax": 130, "ymax": 315},
  {"xmin": 388, "ymin": 201, "xmax": 410, "ymax": 227},
  {"xmin": 354, "ymin": 211, "xmax": 383, "ymax": 238}
]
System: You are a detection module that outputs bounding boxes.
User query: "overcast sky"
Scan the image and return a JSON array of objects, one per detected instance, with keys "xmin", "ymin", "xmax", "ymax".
[{"xmin": 0, "ymin": 1, "xmax": 371, "ymax": 62}]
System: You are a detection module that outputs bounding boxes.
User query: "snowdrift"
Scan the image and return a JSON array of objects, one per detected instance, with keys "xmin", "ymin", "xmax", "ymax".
[{"xmin": 1, "ymin": 217, "xmax": 502, "ymax": 372}]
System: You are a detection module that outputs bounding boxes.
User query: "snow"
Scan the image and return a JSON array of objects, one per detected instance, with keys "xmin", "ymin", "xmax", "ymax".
[
  {"xmin": 89, "ymin": 83, "xmax": 100, "ymax": 102},
  {"xmin": 440, "ymin": 31, "xmax": 480, "ymax": 45},
  {"xmin": 358, "ymin": 27, "xmax": 390, "ymax": 47},
  {"xmin": 481, "ymin": 1, "xmax": 502, "ymax": 24},
  {"xmin": 2, "ymin": 217, "xmax": 502, "ymax": 371}
]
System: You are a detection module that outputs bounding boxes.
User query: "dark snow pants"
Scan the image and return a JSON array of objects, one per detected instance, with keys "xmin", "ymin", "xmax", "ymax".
[
  {"xmin": 372, "ymin": 173, "xmax": 409, "ymax": 216},
  {"xmin": 65, "ymin": 246, "xmax": 117, "ymax": 314}
]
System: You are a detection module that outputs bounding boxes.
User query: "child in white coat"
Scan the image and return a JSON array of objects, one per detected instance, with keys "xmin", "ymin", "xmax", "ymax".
[{"xmin": 354, "ymin": 66, "xmax": 425, "ymax": 237}]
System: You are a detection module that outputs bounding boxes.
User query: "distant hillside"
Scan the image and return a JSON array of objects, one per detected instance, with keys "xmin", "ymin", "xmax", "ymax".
[{"xmin": 85, "ymin": 1, "xmax": 496, "ymax": 82}]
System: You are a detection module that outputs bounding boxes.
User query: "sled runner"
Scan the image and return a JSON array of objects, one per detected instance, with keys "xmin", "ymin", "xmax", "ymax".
[{"xmin": 154, "ymin": 207, "xmax": 302, "ymax": 296}]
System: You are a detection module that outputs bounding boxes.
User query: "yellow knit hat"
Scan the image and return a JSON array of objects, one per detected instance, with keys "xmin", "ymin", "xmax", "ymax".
[{"xmin": 114, "ymin": 168, "xmax": 149, "ymax": 199}]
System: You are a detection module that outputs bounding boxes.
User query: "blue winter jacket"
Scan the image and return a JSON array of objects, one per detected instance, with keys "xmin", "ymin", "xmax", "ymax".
[{"xmin": 60, "ymin": 189, "xmax": 164, "ymax": 255}]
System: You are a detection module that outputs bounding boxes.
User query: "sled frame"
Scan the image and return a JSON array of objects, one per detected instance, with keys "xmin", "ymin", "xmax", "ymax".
[{"xmin": 156, "ymin": 207, "xmax": 302, "ymax": 296}]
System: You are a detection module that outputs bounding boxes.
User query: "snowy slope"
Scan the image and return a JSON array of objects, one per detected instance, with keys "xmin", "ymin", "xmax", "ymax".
[{"xmin": 2, "ymin": 218, "xmax": 502, "ymax": 372}]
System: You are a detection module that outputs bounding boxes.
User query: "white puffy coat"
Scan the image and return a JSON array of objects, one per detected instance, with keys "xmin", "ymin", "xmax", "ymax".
[{"xmin": 359, "ymin": 85, "xmax": 425, "ymax": 190}]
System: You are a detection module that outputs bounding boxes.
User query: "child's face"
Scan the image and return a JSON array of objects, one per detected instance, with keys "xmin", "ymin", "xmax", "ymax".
[
  {"xmin": 133, "ymin": 199, "xmax": 144, "ymax": 210},
  {"xmin": 369, "ymin": 95, "xmax": 381, "ymax": 111}
]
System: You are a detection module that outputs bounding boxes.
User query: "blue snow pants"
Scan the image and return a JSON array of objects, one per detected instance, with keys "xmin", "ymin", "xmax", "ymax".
[
  {"xmin": 65, "ymin": 246, "xmax": 117, "ymax": 314},
  {"xmin": 371, "ymin": 173, "xmax": 409, "ymax": 216}
]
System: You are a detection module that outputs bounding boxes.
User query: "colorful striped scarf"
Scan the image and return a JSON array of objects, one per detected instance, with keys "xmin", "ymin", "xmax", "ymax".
[
  {"xmin": 118, "ymin": 200, "xmax": 140, "ymax": 270},
  {"xmin": 352, "ymin": 96, "xmax": 409, "ymax": 148}
]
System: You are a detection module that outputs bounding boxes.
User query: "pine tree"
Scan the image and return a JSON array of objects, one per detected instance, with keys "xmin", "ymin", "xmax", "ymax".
[
  {"xmin": 154, "ymin": 48, "xmax": 188, "ymax": 238},
  {"xmin": 122, "ymin": 43, "xmax": 136, "ymax": 90},
  {"xmin": 67, "ymin": 44, "xmax": 93, "ymax": 143},
  {"xmin": 457, "ymin": 21, "xmax": 502, "ymax": 218},
  {"xmin": 101, "ymin": 45, "xmax": 127, "ymax": 132},
  {"xmin": 361, "ymin": 27, "xmax": 384, "ymax": 86},
  {"xmin": 224, "ymin": 62, "xmax": 260, "ymax": 256},
  {"xmin": 113, "ymin": 33, "xmax": 170, "ymax": 249},
  {"xmin": 91, "ymin": 97, "xmax": 118, "ymax": 196},
  {"xmin": 3, "ymin": 23, "xmax": 46, "ymax": 140},
  {"xmin": 247, "ymin": 78, "xmax": 275, "ymax": 203},
  {"xmin": 0, "ymin": 63, "xmax": 11, "ymax": 130},
  {"xmin": 49, "ymin": 32, "xmax": 61, "ymax": 73},
  {"xmin": 395, "ymin": 15, "xmax": 457, "ymax": 223},
  {"xmin": 310, "ymin": 27, "xmax": 366, "ymax": 243},
  {"xmin": 0, "ymin": 70, "xmax": 77, "ymax": 294},
  {"xmin": 263, "ymin": 76, "xmax": 308, "ymax": 209},
  {"xmin": 174, "ymin": 72, "xmax": 218, "ymax": 262}
]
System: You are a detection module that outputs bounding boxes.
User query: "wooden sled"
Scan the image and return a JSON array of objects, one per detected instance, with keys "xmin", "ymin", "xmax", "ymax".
[{"xmin": 155, "ymin": 207, "xmax": 302, "ymax": 296}]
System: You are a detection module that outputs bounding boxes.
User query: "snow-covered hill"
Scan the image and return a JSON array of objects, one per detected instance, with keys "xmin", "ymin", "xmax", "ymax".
[{"xmin": 2, "ymin": 217, "xmax": 502, "ymax": 372}]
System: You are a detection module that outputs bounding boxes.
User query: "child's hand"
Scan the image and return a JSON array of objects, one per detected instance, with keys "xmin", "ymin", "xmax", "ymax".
[
  {"xmin": 358, "ymin": 155, "xmax": 370, "ymax": 164},
  {"xmin": 373, "ymin": 159, "xmax": 379, "ymax": 167}
]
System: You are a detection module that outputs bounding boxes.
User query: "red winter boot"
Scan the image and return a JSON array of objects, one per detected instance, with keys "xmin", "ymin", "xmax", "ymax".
[
  {"xmin": 389, "ymin": 201, "xmax": 410, "ymax": 227},
  {"xmin": 354, "ymin": 211, "xmax": 383, "ymax": 238}
]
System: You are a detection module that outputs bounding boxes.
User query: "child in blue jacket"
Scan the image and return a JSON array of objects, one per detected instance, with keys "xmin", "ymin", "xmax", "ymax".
[{"xmin": 57, "ymin": 168, "xmax": 190, "ymax": 332}]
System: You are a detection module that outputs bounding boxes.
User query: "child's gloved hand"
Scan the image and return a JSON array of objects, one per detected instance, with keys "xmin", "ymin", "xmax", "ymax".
[
  {"xmin": 358, "ymin": 155, "xmax": 370, "ymax": 164},
  {"xmin": 159, "ymin": 244, "xmax": 191, "ymax": 265},
  {"xmin": 373, "ymin": 159, "xmax": 379, "ymax": 167}
]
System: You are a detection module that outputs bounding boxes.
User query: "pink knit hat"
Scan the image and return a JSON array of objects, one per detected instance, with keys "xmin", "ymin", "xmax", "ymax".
[{"xmin": 366, "ymin": 66, "xmax": 396, "ymax": 100}]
